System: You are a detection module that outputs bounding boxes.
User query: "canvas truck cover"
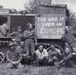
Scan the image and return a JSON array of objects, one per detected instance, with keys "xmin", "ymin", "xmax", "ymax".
[{"xmin": 35, "ymin": 5, "xmax": 66, "ymax": 39}]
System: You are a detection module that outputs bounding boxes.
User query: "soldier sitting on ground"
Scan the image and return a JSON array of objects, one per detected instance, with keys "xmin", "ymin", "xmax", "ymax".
[
  {"xmin": 6, "ymin": 42, "xmax": 24, "ymax": 69},
  {"xmin": 35, "ymin": 45, "xmax": 48, "ymax": 66},
  {"xmin": 16, "ymin": 41, "xmax": 31, "ymax": 65},
  {"xmin": 57, "ymin": 43, "xmax": 74, "ymax": 67},
  {"xmin": 48, "ymin": 44, "xmax": 62, "ymax": 65}
]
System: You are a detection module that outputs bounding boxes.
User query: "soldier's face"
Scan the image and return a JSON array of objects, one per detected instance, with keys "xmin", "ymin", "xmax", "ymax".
[
  {"xmin": 39, "ymin": 45, "xmax": 43, "ymax": 52},
  {"xmin": 51, "ymin": 45, "xmax": 55, "ymax": 50},
  {"xmin": 10, "ymin": 46, "xmax": 15, "ymax": 51},
  {"xmin": 28, "ymin": 24, "xmax": 33, "ymax": 29},
  {"xmin": 17, "ymin": 28, "xmax": 22, "ymax": 32},
  {"xmin": 65, "ymin": 48, "xmax": 70, "ymax": 54},
  {"xmin": 20, "ymin": 42, "xmax": 24, "ymax": 47}
]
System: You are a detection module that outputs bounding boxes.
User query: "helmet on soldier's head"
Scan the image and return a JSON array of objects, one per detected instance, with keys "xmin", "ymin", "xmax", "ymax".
[{"xmin": 17, "ymin": 26, "xmax": 21, "ymax": 29}]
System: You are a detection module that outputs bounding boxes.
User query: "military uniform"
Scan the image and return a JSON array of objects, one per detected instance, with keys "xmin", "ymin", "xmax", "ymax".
[
  {"xmin": 48, "ymin": 48, "xmax": 62, "ymax": 65},
  {"xmin": 6, "ymin": 43, "xmax": 23, "ymax": 69},
  {"xmin": 16, "ymin": 46, "xmax": 31, "ymax": 64},
  {"xmin": 24, "ymin": 29, "xmax": 36, "ymax": 58}
]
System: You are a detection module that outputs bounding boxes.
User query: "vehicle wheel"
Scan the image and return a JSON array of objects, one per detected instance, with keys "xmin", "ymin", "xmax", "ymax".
[{"xmin": 0, "ymin": 52, "xmax": 5, "ymax": 63}]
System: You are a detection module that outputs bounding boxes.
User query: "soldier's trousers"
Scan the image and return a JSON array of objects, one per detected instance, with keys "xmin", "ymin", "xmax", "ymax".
[
  {"xmin": 25, "ymin": 39, "xmax": 35, "ymax": 57},
  {"xmin": 21, "ymin": 56, "xmax": 31, "ymax": 64},
  {"xmin": 59, "ymin": 53, "xmax": 75, "ymax": 67},
  {"xmin": 7, "ymin": 63, "xmax": 24, "ymax": 69},
  {"xmin": 37, "ymin": 57, "xmax": 48, "ymax": 65}
]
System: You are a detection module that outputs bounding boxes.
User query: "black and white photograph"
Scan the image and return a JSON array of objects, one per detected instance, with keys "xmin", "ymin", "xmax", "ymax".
[{"xmin": 0, "ymin": 0, "xmax": 76, "ymax": 75}]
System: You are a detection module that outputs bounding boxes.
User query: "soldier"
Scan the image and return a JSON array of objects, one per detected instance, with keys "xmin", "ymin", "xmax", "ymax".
[
  {"xmin": 36, "ymin": 45, "xmax": 48, "ymax": 66},
  {"xmin": 9, "ymin": 26, "xmax": 23, "ymax": 46},
  {"xmin": 56, "ymin": 42, "xmax": 76, "ymax": 67},
  {"xmin": 6, "ymin": 42, "xmax": 24, "ymax": 69},
  {"xmin": 48, "ymin": 44, "xmax": 62, "ymax": 65},
  {"xmin": 62, "ymin": 27, "xmax": 75, "ymax": 49},
  {"xmin": 57, "ymin": 46, "xmax": 73, "ymax": 67},
  {"xmin": 0, "ymin": 22, "xmax": 9, "ymax": 37},
  {"xmin": 16, "ymin": 41, "xmax": 31, "ymax": 65},
  {"xmin": 23, "ymin": 23, "xmax": 37, "ymax": 61}
]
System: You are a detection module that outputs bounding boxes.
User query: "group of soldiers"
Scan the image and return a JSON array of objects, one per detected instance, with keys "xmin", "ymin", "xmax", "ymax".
[
  {"xmin": 1, "ymin": 22, "xmax": 76, "ymax": 69},
  {"xmin": 6, "ymin": 23, "xmax": 37, "ymax": 68},
  {"xmin": 4, "ymin": 23, "xmax": 62, "ymax": 69}
]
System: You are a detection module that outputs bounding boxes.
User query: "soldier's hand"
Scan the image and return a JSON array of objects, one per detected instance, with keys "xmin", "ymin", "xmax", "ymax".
[
  {"xmin": 35, "ymin": 43, "xmax": 37, "ymax": 45},
  {"xmin": 12, "ymin": 62, "xmax": 16, "ymax": 64},
  {"xmin": 73, "ymin": 52, "xmax": 76, "ymax": 55},
  {"xmin": 23, "ymin": 54, "xmax": 27, "ymax": 57}
]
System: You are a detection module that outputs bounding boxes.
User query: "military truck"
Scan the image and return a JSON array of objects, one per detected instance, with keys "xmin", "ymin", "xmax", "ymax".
[
  {"xmin": 0, "ymin": 4, "xmax": 69, "ymax": 63},
  {"xmin": 0, "ymin": 13, "xmax": 35, "ymax": 63}
]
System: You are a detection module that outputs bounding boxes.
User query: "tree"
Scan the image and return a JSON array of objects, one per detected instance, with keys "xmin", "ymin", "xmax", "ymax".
[
  {"xmin": 68, "ymin": 11, "xmax": 76, "ymax": 30},
  {"xmin": 24, "ymin": 0, "xmax": 52, "ymax": 14},
  {"xmin": 24, "ymin": 0, "xmax": 76, "ymax": 30}
]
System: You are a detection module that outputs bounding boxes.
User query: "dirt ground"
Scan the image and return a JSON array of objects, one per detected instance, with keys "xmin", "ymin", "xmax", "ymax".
[{"xmin": 0, "ymin": 63, "xmax": 76, "ymax": 75}]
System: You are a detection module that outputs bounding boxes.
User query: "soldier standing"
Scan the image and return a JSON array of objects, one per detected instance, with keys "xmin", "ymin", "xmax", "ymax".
[{"xmin": 23, "ymin": 23, "xmax": 37, "ymax": 61}]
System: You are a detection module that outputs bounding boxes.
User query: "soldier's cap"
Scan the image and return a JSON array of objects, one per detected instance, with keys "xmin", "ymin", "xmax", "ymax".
[
  {"xmin": 12, "ymin": 38, "xmax": 16, "ymax": 42},
  {"xmin": 9, "ymin": 42, "xmax": 15, "ymax": 47},
  {"xmin": 27, "ymin": 23, "xmax": 32, "ymax": 27},
  {"xmin": 39, "ymin": 44, "xmax": 44, "ymax": 48},
  {"xmin": 17, "ymin": 26, "xmax": 21, "ymax": 29}
]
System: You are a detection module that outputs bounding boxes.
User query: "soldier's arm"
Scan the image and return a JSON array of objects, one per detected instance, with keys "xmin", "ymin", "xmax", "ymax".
[
  {"xmin": 23, "ymin": 30, "xmax": 33, "ymax": 39},
  {"xmin": 63, "ymin": 53, "xmax": 73, "ymax": 61},
  {"xmin": 70, "ymin": 31, "xmax": 76, "ymax": 35},
  {"xmin": 15, "ymin": 52, "xmax": 22, "ymax": 64},
  {"xmin": 58, "ymin": 53, "xmax": 73, "ymax": 65},
  {"xmin": 6, "ymin": 51, "xmax": 13, "ymax": 63},
  {"xmin": 43, "ymin": 49, "xmax": 48, "ymax": 57},
  {"xmin": 34, "ymin": 32, "xmax": 37, "ymax": 44},
  {"xmin": 8, "ymin": 32, "xmax": 19, "ymax": 37},
  {"xmin": 23, "ymin": 47, "xmax": 29, "ymax": 57}
]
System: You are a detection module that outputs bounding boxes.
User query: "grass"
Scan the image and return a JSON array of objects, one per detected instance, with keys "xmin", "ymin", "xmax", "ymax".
[{"xmin": 0, "ymin": 63, "xmax": 76, "ymax": 75}]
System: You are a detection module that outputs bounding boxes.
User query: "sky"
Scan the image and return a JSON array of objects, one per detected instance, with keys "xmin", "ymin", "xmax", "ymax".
[
  {"xmin": 0, "ymin": 0, "xmax": 76, "ymax": 13},
  {"xmin": 0, "ymin": 0, "xmax": 30, "ymax": 10}
]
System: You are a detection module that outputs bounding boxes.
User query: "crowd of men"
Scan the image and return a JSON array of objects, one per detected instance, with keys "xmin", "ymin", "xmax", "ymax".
[{"xmin": 0, "ymin": 22, "xmax": 76, "ymax": 69}]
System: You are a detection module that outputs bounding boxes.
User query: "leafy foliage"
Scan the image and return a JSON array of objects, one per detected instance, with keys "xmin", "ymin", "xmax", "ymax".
[
  {"xmin": 67, "ymin": 11, "xmax": 76, "ymax": 30},
  {"xmin": 25, "ymin": 0, "xmax": 52, "ymax": 14}
]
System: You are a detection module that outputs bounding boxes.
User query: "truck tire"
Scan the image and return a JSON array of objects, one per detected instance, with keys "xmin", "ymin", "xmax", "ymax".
[{"xmin": 0, "ymin": 52, "xmax": 5, "ymax": 63}]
